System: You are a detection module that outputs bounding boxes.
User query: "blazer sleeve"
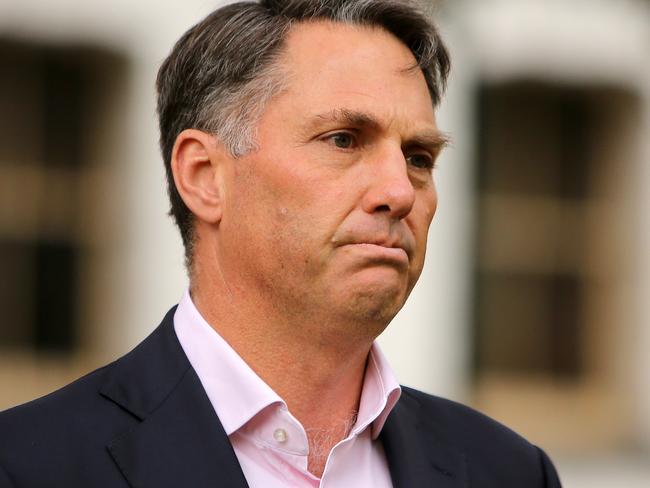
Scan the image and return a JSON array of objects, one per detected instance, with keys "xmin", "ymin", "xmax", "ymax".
[
  {"xmin": 0, "ymin": 464, "xmax": 16, "ymax": 488},
  {"xmin": 537, "ymin": 446, "xmax": 563, "ymax": 487}
]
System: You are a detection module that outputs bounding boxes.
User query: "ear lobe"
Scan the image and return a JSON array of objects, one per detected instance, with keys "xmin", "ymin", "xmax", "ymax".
[{"xmin": 171, "ymin": 129, "xmax": 226, "ymax": 225}]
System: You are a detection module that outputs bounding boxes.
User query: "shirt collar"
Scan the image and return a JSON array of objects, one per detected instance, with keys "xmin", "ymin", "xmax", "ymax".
[
  {"xmin": 357, "ymin": 343, "xmax": 402, "ymax": 439},
  {"xmin": 173, "ymin": 289, "xmax": 401, "ymax": 438},
  {"xmin": 174, "ymin": 289, "xmax": 283, "ymax": 435}
]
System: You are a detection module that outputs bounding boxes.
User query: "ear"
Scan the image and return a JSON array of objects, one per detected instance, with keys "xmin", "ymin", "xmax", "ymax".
[{"xmin": 171, "ymin": 129, "xmax": 227, "ymax": 225}]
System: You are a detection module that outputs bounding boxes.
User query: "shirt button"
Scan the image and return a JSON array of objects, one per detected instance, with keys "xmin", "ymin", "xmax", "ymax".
[{"xmin": 273, "ymin": 428, "xmax": 288, "ymax": 443}]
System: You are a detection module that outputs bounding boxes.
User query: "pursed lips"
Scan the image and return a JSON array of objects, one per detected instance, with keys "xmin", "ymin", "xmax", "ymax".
[{"xmin": 336, "ymin": 236, "xmax": 413, "ymax": 262}]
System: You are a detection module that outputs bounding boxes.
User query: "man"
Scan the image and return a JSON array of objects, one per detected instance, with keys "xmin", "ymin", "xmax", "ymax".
[{"xmin": 0, "ymin": 0, "xmax": 562, "ymax": 486}]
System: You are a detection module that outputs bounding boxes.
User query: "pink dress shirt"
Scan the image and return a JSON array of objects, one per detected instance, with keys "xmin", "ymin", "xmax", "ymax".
[{"xmin": 173, "ymin": 290, "xmax": 401, "ymax": 487}]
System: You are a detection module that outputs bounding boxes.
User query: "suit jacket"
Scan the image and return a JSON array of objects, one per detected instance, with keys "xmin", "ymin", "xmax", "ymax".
[{"xmin": 0, "ymin": 307, "xmax": 561, "ymax": 487}]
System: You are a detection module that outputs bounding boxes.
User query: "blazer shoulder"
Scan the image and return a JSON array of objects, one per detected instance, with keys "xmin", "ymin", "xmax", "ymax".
[
  {"xmin": 0, "ymin": 361, "xmax": 120, "ymax": 448},
  {"xmin": 0, "ymin": 360, "xmax": 133, "ymax": 486},
  {"xmin": 0, "ymin": 361, "xmax": 113, "ymax": 419},
  {"xmin": 0, "ymin": 306, "xmax": 178, "ymax": 435},
  {"xmin": 398, "ymin": 386, "xmax": 562, "ymax": 487},
  {"xmin": 0, "ymin": 307, "xmax": 187, "ymax": 487},
  {"xmin": 400, "ymin": 385, "xmax": 530, "ymax": 444},
  {"xmin": 0, "ymin": 305, "xmax": 181, "ymax": 431}
]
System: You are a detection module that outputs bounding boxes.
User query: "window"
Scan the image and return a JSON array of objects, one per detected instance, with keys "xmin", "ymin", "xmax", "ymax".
[
  {"xmin": 472, "ymin": 80, "xmax": 641, "ymax": 451},
  {"xmin": 0, "ymin": 39, "xmax": 126, "ymax": 352}
]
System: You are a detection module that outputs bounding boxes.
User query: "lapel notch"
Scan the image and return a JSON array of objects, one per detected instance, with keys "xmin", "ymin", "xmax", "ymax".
[{"xmin": 99, "ymin": 308, "xmax": 249, "ymax": 488}]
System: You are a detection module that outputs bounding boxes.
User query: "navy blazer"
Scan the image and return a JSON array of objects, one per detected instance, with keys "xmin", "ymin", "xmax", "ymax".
[{"xmin": 0, "ymin": 307, "xmax": 561, "ymax": 487}]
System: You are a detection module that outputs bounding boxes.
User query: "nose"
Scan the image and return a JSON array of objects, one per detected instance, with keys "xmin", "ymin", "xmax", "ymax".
[{"xmin": 361, "ymin": 147, "xmax": 416, "ymax": 219}]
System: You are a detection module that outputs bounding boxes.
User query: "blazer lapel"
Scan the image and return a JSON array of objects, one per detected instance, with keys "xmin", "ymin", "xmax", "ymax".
[
  {"xmin": 381, "ymin": 391, "xmax": 469, "ymax": 488},
  {"xmin": 99, "ymin": 308, "xmax": 249, "ymax": 488}
]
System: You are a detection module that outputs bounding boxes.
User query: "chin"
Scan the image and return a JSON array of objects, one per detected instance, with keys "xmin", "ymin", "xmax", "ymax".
[
  {"xmin": 324, "ymin": 266, "xmax": 414, "ymax": 332},
  {"xmin": 343, "ymin": 282, "xmax": 408, "ymax": 329}
]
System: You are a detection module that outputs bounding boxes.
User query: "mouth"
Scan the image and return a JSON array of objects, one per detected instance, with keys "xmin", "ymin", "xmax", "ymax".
[{"xmin": 340, "ymin": 242, "xmax": 410, "ymax": 265}]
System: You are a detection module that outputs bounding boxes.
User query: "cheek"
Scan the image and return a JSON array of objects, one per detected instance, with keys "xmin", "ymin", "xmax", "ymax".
[
  {"xmin": 407, "ymin": 190, "xmax": 437, "ymax": 272},
  {"xmin": 414, "ymin": 188, "xmax": 438, "ymax": 232},
  {"xmin": 425, "ymin": 183, "xmax": 438, "ymax": 219}
]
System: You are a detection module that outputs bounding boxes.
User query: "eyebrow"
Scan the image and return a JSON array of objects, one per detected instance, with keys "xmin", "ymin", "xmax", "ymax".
[
  {"xmin": 311, "ymin": 108, "xmax": 382, "ymax": 132},
  {"xmin": 308, "ymin": 108, "xmax": 450, "ymax": 153},
  {"xmin": 405, "ymin": 132, "xmax": 451, "ymax": 155}
]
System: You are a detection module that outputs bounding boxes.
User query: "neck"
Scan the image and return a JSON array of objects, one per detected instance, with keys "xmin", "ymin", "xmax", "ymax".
[
  {"xmin": 192, "ymin": 278, "xmax": 372, "ymax": 414},
  {"xmin": 191, "ymin": 267, "xmax": 377, "ymax": 477}
]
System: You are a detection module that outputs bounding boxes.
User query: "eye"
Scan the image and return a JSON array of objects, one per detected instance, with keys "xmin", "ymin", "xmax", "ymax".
[
  {"xmin": 406, "ymin": 152, "xmax": 435, "ymax": 170},
  {"xmin": 326, "ymin": 132, "xmax": 356, "ymax": 149}
]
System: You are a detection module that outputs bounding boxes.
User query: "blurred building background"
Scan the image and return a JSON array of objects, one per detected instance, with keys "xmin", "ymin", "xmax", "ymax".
[{"xmin": 0, "ymin": 0, "xmax": 648, "ymax": 485}]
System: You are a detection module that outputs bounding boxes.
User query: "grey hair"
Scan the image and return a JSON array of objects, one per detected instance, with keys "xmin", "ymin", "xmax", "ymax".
[
  {"xmin": 156, "ymin": 0, "xmax": 451, "ymax": 269},
  {"xmin": 190, "ymin": 10, "xmax": 292, "ymax": 157}
]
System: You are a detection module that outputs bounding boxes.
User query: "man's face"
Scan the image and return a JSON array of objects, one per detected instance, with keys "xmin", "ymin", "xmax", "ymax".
[{"xmin": 217, "ymin": 22, "xmax": 443, "ymax": 337}]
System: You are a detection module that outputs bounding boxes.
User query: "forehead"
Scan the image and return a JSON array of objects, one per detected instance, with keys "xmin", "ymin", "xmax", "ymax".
[
  {"xmin": 275, "ymin": 21, "xmax": 436, "ymax": 132},
  {"xmin": 283, "ymin": 20, "xmax": 418, "ymax": 68}
]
